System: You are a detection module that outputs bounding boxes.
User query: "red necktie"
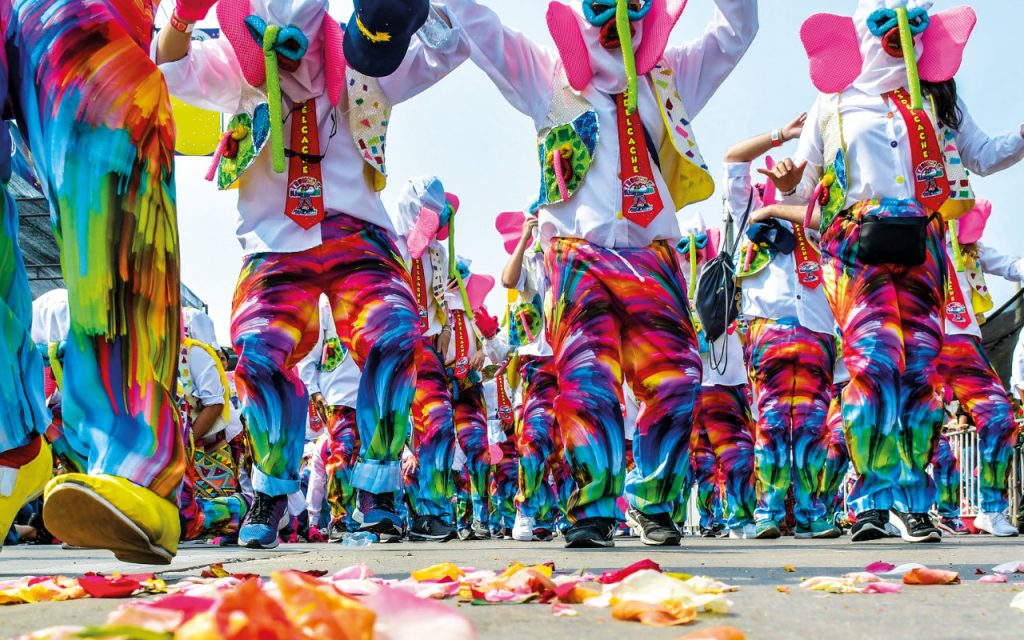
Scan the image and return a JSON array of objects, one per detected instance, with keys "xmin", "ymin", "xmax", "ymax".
[
  {"xmin": 888, "ymin": 88, "xmax": 951, "ymax": 213},
  {"xmin": 793, "ymin": 225, "xmax": 822, "ymax": 290},
  {"xmin": 284, "ymin": 99, "xmax": 326, "ymax": 230},
  {"xmin": 411, "ymin": 258, "xmax": 429, "ymax": 332},
  {"xmin": 616, "ymin": 94, "xmax": 663, "ymax": 227},
  {"xmin": 945, "ymin": 258, "xmax": 972, "ymax": 329}
]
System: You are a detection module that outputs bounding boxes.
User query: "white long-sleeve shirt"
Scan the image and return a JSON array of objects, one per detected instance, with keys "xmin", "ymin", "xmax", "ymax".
[
  {"xmin": 297, "ymin": 297, "xmax": 360, "ymax": 408},
  {"xmin": 946, "ymin": 243, "xmax": 1024, "ymax": 339},
  {"xmin": 789, "ymin": 90, "xmax": 1024, "ymax": 207},
  {"xmin": 1011, "ymin": 333, "xmax": 1024, "ymax": 395},
  {"xmin": 513, "ymin": 248, "xmax": 553, "ymax": 357},
  {"xmin": 446, "ymin": 0, "xmax": 757, "ymax": 249},
  {"xmin": 725, "ymin": 162, "xmax": 835, "ymax": 336},
  {"xmin": 159, "ymin": 12, "xmax": 469, "ymax": 255}
]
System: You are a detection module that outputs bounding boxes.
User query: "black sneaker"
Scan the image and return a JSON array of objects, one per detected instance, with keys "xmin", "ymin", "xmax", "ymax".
[
  {"xmin": 889, "ymin": 510, "xmax": 942, "ymax": 543},
  {"xmin": 329, "ymin": 520, "xmax": 349, "ymax": 543},
  {"xmin": 471, "ymin": 519, "xmax": 492, "ymax": 540},
  {"xmin": 625, "ymin": 507, "xmax": 682, "ymax": 546},
  {"xmin": 409, "ymin": 515, "xmax": 456, "ymax": 542},
  {"xmin": 698, "ymin": 526, "xmax": 718, "ymax": 538},
  {"xmin": 850, "ymin": 509, "xmax": 890, "ymax": 542},
  {"xmin": 564, "ymin": 517, "xmax": 617, "ymax": 548},
  {"xmin": 457, "ymin": 525, "xmax": 475, "ymax": 541},
  {"xmin": 533, "ymin": 527, "xmax": 554, "ymax": 542},
  {"xmin": 358, "ymin": 491, "xmax": 404, "ymax": 543}
]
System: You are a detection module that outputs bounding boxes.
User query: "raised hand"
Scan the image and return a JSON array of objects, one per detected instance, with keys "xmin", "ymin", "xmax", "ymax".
[{"xmin": 757, "ymin": 157, "xmax": 808, "ymax": 196}]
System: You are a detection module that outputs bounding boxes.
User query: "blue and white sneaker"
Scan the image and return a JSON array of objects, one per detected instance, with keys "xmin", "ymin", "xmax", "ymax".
[
  {"xmin": 239, "ymin": 492, "xmax": 288, "ymax": 549},
  {"xmin": 358, "ymin": 491, "xmax": 404, "ymax": 543}
]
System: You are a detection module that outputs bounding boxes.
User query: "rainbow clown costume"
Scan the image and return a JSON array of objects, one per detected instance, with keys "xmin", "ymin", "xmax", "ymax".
[
  {"xmin": 788, "ymin": 0, "xmax": 1024, "ymax": 543},
  {"xmin": 1, "ymin": 0, "xmax": 183, "ymax": 564},
  {"xmin": 445, "ymin": 0, "xmax": 758, "ymax": 547},
  {"xmin": 936, "ymin": 200, "xmax": 1023, "ymax": 537},
  {"xmin": 392, "ymin": 176, "xmax": 460, "ymax": 542},
  {"xmin": 156, "ymin": 0, "xmax": 469, "ymax": 547},
  {"xmin": 675, "ymin": 212, "xmax": 756, "ymax": 540}
]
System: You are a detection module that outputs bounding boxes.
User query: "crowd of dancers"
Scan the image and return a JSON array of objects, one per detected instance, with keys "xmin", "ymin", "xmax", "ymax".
[{"xmin": 2, "ymin": 0, "xmax": 1024, "ymax": 563}]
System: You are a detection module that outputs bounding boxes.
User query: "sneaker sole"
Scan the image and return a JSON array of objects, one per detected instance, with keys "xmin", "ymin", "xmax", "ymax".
[
  {"xmin": 624, "ymin": 511, "xmax": 682, "ymax": 547},
  {"xmin": 242, "ymin": 537, "xmax": 280, "ymax": 550},
  {"xmin": 850, "ymin": 522, "xmax": 889, "ymax": 542},
  {"xmin": 889, "ymin": 515, "xmax": 941, "ymax": 543},
  {"xmin": 755, "ymin": 528, "xmax": 781, "ymax": 540},
  {"xmin": 44, "ymin": 482, "xmax": 173, "ymax": 565},
  {"xmin": 511, "ymin": 531, "xmax": 535, "ymax": 542},
  {"xmin": 794, "ymin": 529, "xmax": 842, "ymax": 540},
  {"xmin": 408, "ymin": 531, "xmax": 456, "ymax": 542},
  {"xmin": 564, "ymin": 536, "xmax": 614, "ymax": 549}
]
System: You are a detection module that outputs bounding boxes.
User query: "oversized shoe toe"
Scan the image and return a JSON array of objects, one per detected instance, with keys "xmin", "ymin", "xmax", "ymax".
[
  {"xmin": 44, "ymin": 473, "xmax": 180, "ymax": 565},
  {"xmin": 0, "ymin": 440, "xmax": 53, "ymax": 550}
]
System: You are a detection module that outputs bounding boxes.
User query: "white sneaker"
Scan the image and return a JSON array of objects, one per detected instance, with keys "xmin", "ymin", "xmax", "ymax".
[
  {"xmin": 975, "ymin": 512, "xmax": 1019, "ymax": 537},
  {"xmin": 728, "ymin": 524, "xmax": 756, "ymax": 539},
  {"xmin": 512, "ymin": 513, "xmax": 537, "ymax": 541}
]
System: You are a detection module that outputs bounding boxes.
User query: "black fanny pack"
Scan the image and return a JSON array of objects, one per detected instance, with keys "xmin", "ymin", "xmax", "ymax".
[{"xmin": 857, "ymin": 214, "xmax": 929, "ymax": 266}]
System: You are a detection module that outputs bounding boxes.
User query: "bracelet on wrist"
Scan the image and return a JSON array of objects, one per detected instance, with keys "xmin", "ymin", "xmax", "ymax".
[
  {"xmin": 770, "ymin": 128, "xmax": 784, "ymax": 148},
  {"xmin": 169, "ymin": 12, "xmax": 195, "ymax": 34},
  {"xmin": 782, "ymin": 187, "xmax": 797, "ymax": 197}
]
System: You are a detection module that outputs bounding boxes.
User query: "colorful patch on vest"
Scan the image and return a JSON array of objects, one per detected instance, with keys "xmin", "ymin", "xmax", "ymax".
[
  {"xmin": 819, "ymin": 148, "xmax": 848, "ymax": 232},
  {"xmin": 216, "ymin": 104, "xmax": 271, "ymax": 190},
  {"xmin": 509, "ymin": 298, "xmax": 543, "ymax": 348},
  {"xmin": 539, "ymin": 111, "xmax": 598, "ymax": 206},
  {"xmin": 320, "ymin": 337, "xmax": 348, "ymax": 373},
  {"xmin": 734, "ymin": 240, "xmax": 774, "ymax": 279}
]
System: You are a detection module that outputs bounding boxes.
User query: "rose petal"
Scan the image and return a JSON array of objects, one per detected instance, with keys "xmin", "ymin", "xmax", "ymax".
[
  {"xmin": 862, "ymin": 582, "xmax": 903, "ymax": 594},
  {"xmin": 77, "ymin": 574, "xmax": 143, "ymax": 599},
  {"xmin": 979, "ymin": 574, "xmax": 1009, "ymax": 584},
  {"xmin": 903, "ymin": 568, "xmax": 960, "ymax": 585},
  {"xmin": 880, "ymin": 563, "xmax": 928, "ymax": 576},
  {"xmin": 864, "ymin": 562, "xmax": 896, "ymax": 574},
  {"xmin": 332, "ymin": 564, "xmax": 375, "ymax": 581},
  {"xmin": 412, "ymin": 563, "xmax": 465, "ymax": 583},
  {"xmin": 993, "ymin": 561, "xmax": 1024, "ymax": 575},
  {"xmin": 550, "ymin": 602, "xmax": 579, "ymax": 617},
  {"xmin": 676, "ymin": 626, "xmax": 747, "ymax": 640},
  {"xmin": 611, "ymin": 599, "xmax": 696, "ymax": 627},
  {"xmin": 1012, "ymin": 591, "xmax": 1024, "ymax": 612},
  {"xmin": 363, "ymin": 586, "xmax": 477, "ymax": 640},
  {"xmin": 598, "ymin": 559, "xmax": 663, "ymax": 584}
]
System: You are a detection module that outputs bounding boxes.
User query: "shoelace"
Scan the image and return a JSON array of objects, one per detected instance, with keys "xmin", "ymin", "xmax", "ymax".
[{"xmin": 249, "ymin": 495, "xmax": 274, "ymax": 523}]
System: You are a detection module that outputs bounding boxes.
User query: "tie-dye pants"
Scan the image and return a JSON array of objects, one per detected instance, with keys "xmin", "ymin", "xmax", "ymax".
[
  {"xmin": 410, "ymin": 340, "xmax": 455, "ymax": 517},
  {"xmin": 683, "ymin": 426, "xmax": 722, "ymax": 530},
  {"xmin": 820, "ymin": 384, "xmax": 850, "ymax": 522},
  {"xmin": 546, "ymin": 238, "xmax": 701, "ymax": 521},
  {"xmin": 936, "ymin": 334, "xmax": 1016, "ymax": 512},
  {"xmin": 515, "ymin": 355, "xmax": 558, "ymax": 519},
  {"xmin": 231, "ymin": 213, "xmax": 420, "ymax": 497},
  {"xmin": 454, "ymin": 381, "xmax": 490, "ymax": 522},
  {"xmin": 929, "ymin": 432, "xmax": 960, "ymax": 517},
  {"xmin": 4, "ymin": 1, "xmax": 182, "ymax": 498},
  {"xmin": 490, "ymin": 438, "xmax": 518, "ymax": 529},
  {"xmin": 747, "ymin": 319, "xmax": 835, "ymax": 525},
  {"xmin": 693, "ymin": 384, "xmax": 756, "ymax": 530},
  {"xmin": 324, "ymin": 406, "xmax": 359, "ymax": 524},
  {"xmin": 821, "ymin": 200, "xmax": 946, "ymax": 514}
]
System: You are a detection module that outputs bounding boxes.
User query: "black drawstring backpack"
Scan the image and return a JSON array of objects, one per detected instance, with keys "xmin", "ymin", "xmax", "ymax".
[{"xmin": 694, "ymin": 191, "xmax": 753, "ymax": 350}]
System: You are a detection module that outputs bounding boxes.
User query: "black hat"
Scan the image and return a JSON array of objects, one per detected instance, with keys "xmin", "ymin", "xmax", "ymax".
[{"xmin": 344, "ymin": 0, "xmax": 430, "ymax": 78}]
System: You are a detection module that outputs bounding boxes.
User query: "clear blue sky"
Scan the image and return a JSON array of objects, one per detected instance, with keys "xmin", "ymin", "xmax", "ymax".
[{"xmin": 172, "ymin": 1, "xmax": 1024, "ymax": 344}]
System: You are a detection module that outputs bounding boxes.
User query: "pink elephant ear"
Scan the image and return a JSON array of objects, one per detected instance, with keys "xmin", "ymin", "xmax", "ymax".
[
  {"xmin": 218, "ymin": 0, "xmax": 266, "ymax": 88},
  {"xmin": 919, "ymin": 6, "xmax": 977, "ymax": 83},
  {"xmin": 407, "ymin": 206, "xmax": 440, "ymax": 260},
  {"xmin": 800, "ymin": 13, "xmax": 862, "ymax": 94},
  {"xmin": 495, "ymin": 211, "xmax": 526, "ymax": 255},
  {"xmin": 465, "ymin": 274, "xmax": 496, "ymax": 311},
  {"xmin": 322, "ymin": 15, "xmax": 346, "ymax": 107},
  {"xmin": 436, "ymin": 192, "xmax": 459, "ymax": 241},
  {"xmin": 956, "ymin": 198, "xmax": 992, "ymax": 245},
  {"xmin": 547, "ymin": 2, "xmax": 593, "ymax": 91},
  {"xmin": 636, "ymin": 0, "xmax": 687, "ymax": 76},
  {"xmin": 705, "ymin": 228, "xmax": 720, "ymax": 261}
]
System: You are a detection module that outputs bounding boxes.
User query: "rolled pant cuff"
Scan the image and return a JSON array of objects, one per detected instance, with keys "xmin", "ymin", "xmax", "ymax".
[
  {"xmin": 251, "ymin": 467, "xmax": 300, "ymax": 497},
  {"xmin": 351, "ymin": 460, "xmax": 402, "ymax": 494},
  {"xmin": 571, "ymin": 497, "xmax": 625, "ymax": 522}
]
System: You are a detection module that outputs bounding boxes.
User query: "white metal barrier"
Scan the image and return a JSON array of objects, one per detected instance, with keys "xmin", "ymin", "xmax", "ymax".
[{"xmin": 947, "ymin": 427, "xmax": 982, "ymax": 517}]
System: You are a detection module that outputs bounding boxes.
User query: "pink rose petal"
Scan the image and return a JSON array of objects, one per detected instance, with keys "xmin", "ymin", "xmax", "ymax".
[
  {"xmin": 979, "ymin": 574, "xmax": 1009, "ymax": 584},
  {"xmin": 865, "ymin": 562, "xmax": 896, "ymax": 574},
  {"xmin": 863, "ymin": 582, "xmax": 903, "ymax": 594},
  {"xmin": 363, "ymin": 586, "xmax": 477, "ymax": 640}
]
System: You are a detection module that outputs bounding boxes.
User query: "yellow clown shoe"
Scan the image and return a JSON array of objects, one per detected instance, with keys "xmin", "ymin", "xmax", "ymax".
[
  {"xmin": 0, "ymin": 437, "xmax": 53, "ymax": 551},
  {"xmin": 44, "ymin": 473, "xmax": 180, "ymax": 565}
]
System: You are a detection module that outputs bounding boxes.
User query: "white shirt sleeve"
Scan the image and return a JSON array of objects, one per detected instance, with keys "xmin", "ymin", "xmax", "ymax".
[
  {"xmin": 157, "ymin": 38, "xmax": 246, "ymax": 114},
  {"xmin": 443, "ymin": 0, "xmax": 559, "ymax": 123},
  {"xmin": 785, "ymin": 95, "xmax": 825, "ymax": 204},
  {"xmin": 723, "ymin": 161, "xmax": 762, "ymax": 229},
  {"xmin": 379, "ymin": 6, "xmax": 472, "ymax": 104},
  {"xmin": 297, "ymin": 310, "xmax": 328, "ymax": 396},
  {"xmin": 661, "ymin": 0, "xmax": 758, "ymax": 118},
  {"xmin": 1012, "ymin": 334, "xmax": 1024, "ymax": 393},
  {"xmin": 189, "ymin": 348, "xmax": 226, "ymax": 407},
  {"xmin": 954, "ymin": 98, "xmax": 1024, "ymax": 177},
  {"xmin": 978, "ymin": 243, "xmax": 1024, "ymax": 283},
  {"xmin": 483, "ymin": 331, "xmax": 510, "ymax": 364}
]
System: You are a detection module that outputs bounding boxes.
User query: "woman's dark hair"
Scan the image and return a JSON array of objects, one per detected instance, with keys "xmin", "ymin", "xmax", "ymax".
[{"xmin": 922, "ymin": 79, "xmax": 963, "ymax": 130}]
